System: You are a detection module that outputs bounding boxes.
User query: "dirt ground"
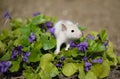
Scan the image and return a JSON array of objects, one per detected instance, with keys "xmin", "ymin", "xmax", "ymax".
[{"xmin": 0, "ymin": 0, "xmax": 120, "ymax": 79}]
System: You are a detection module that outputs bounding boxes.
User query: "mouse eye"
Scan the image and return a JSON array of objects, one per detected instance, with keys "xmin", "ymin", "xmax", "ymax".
[{"xmin": 71, "ymin": 30, "xmax": 74, "ymax": 33}]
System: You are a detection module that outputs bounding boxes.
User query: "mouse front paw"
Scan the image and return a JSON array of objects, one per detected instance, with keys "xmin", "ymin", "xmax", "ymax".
[{"xmin": 54, "ymin": 50, "xmax": 60, "ymax": 55}]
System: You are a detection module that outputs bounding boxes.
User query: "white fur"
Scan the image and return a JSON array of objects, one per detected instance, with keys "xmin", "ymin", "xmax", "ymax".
[{"xmin": 54, "ymin": 20, "xmax": 82, "ymax": 55}]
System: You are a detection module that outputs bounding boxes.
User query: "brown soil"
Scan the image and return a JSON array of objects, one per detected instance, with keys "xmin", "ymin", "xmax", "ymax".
[{"xmin": 0, "ymin": 0, "xmax": 120, "ymax": 79}]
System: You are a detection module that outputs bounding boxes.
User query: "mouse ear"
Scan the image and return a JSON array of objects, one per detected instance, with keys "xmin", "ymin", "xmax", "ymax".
[
  {"xmin": 75, "ymin": 23, "xmax": 79, "ymax": 26},
  {"xmin": 62, "ymin": 24, "xmax": 67, "ymax": 31}
]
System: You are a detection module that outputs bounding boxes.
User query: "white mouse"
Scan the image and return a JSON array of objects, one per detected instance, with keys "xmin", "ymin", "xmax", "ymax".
[{"xmin": 54, "ymin": 20, "xmax": 82, "ymax": 55}]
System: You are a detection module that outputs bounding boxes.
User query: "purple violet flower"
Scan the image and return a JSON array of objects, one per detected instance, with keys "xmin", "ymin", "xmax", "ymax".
[
  {"xmin": 92, "ymin": 58, "xmax": 103, "ymax": 64},
  {"xmin": 84, "ymin": 67, "xmax": 89, "ymax": 72},
  {"xmin": 59, "ymin": 64, "xmax": 63, "ymax": 68},
  {"xmin": 61, "ymin": 56, "xmax": 66, "ymax": 61},
  {"xmin": 55, "ymin": 63, "xmax": 60, "ymax": 67},
  {"xmin": 32, "ymin": 12, "xmax": 40, "ymax": 16},
  {"xmin": 22, "ymin": 56, "xmax": 28, "ymax": 63},
  {"xmin": 0, "ymin": 61, "xmax": 11, "ymax": 73},
  {"xmin": 11, "ymin": 48, "xmax": 17, "ymax": 59},
  {"xmin": 97, "ymin": 58, "xmax": 103, "ymax": 64},
  {"xmin": 25, "ymin": 52, "xmax": 31, "ymax": 57},
  {"xmin": 84, "ymin": 62, "xmax": 92, "ymax": 72},
  {"xmin": 28, "ymin": 32, "xmax": 36, "ymax": 43},
  {"xmin": 11, "ymin": 46, "xmax": 30, "ymax": 63},
  {"xmin": 83, "ymin": 56, "xmax": 92, "ymax": 72},
  {"xmin": 11, "ymin": 46, "xmax": 23, "ymax": 59},
  {"xmin": 92, "ymin": 59, "xmax": 98, "ymax": 63},
  {"xmin": 103, "ymin": 40, "xmax": 109, "ymax": 47},
  {"xmin": 15, "ymin": 46, "xmax": 23, "ymax": 54},
  {"xmin": 46, "ymin": 22, "xmax": 53, "ymax": 28},
  {"xmin": 48, "ymin": 28, "xmax": 55, "ymax": 36},
  {"xmin": 87, "ymin": 34, "xmax": 94, "ymax": 40},
  {"xmin": 22, "ymin": 52, "xmax": 30, "ymax": 63},
  {"xmin": 70, "ymin": 41, "xmax": 77, "ymax": 47},
  {"xmin": 77, "ymin": 41, "xmax": 88, "ymax": 53},
  {"xmin": 3, "ymin": 11, "xmax": 12, "ymax": 19},
  {"xmin": 85, "ymin": 62, "xmax": 92, "ymax": 68},
  {"xmin": 55, "ymin": 63, "xmax": 63, "ymax": 68},
  {"xmin": 83, "ymin": 56, "xmax": 88, "ymax": 62}
]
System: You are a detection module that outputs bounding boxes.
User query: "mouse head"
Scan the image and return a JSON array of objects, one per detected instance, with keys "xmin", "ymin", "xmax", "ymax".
[{"xmin": 62, "ymin": 23, "xmax": 82, "ymax": 39}]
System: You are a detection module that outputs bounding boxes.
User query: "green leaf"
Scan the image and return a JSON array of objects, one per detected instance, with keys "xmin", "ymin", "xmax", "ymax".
[
  {"xmin": 62, "ymin": 63, "xmax": 78, "ymax": 77},
  {"xmin": 62, "ymin": 48, "xmax": 79, "ymax": 57},
  {"xmin": 100, "ymin": 30, "xmax": 107, "ymax": 42},
  {"xmin": 87, "ymin": 40, "xmax": 105, "ymax": 53},
  {"xmin": 89, "ymin": 31, "xmax": 98, "ymax": 40},
  {"xmin": 78, "ymin": 26, "xmax": 87, "ymax": 31},
  {"xmin": 99, "ymin": 60, "xmax": 110, "ymax": 78},
  {"xmin": 105, "ymin": 41, "xmax": 117, "ymax": 66},
  {"xmin": 12, "ymin": 28, "xmax": 21, "ymax": 37},
  {"xmin": 79, "ymin": 52, "xmax": 85, "ymax": 56},
  {"xmin": 40, "ymin": 54, "xmax": 55, "ymax": 75},
  {"xmin": 51, "ymin": 16, "xmax": 57, "ymax": 23},
  {"xmin": 80, "ymin": 36, "xmax": 85, "ymax": 42},
  {"xmin": 78, "ymin": 63, "xmax": 85, "ymax": 79},
  {"xmin": 1, "ymin": 29, "xmax": 9, "ymax": 37},
  {"xmin": 117, "ymin": 56, "xmax": 120, "ymax": 65},
  {"xmin": 10, "ymin": 18, "xmax": 23, "ymax": 30},
  {"xmin": 28, "ymin": 41, "xmax": 42, "ymax": 62},
  {"xmin": 32, "ymin": 14, "xmax": 46, "ymax": 25},
  {"xmin": 41, "ymin": 33, "xmax": 56, "ymax": 50},
  {"xmin": 0, "ymin": 29, "xmax": 12, "ymax": 42},
  {"xmin": 0, "ymin": 41, "xmax": 6, "ymax": 54},
  {"xmin": 91, "ymin": 64, "xmax": 102, "ymax": 78},
  {"xmin": 61, "ymin": 50, "xmax": 72, "ymax": 57},
  {"xmin": 16, "ymin": 26, "xmax": 31, "ymax": 46},
  {"xmin": 91, "ymin": 60, "xmax": 110, "ymax": 78},
  {"xmin": 10, "ymin": 61, "xmax": 20, "ymax": 72},
  {"xmin": 39, "ymin": 62, "xmax": 59, "ymax": 79},
  {"xmin": 19, "ymin": 35, "xmax": 30, "ymax": 46},
  {"xmin": 45, "ymin": 16, "xmax": 51, "ymax": 21},
  {"xmin": 28, "ymin": 46, "xmax": 42, "ymax": 62},
  {"xmin": 23, "ymin": 67, "xmax": 39, "ymax": 79},
  {"xmin": 20, "ymin": 25, "xmax": 31, "ymax": 36},
  {"xmin": 39, "ymin": 54, "xmax": 59, "ymax": 79},
  {"xmin": 85, "ymin": 71, "xmax": 97, "ymax": 79},
  {"xmin": 22, "ymin": 46, "xmax": 30, "ymax": 52},
  {"xmin": 40, "ymin": 54, "xmax": 54, "ymax": 68},
  {"xmin": 28, "ymin": 53, "xmax": 40, "ymax": 62},
  {"xmin": 32, "ymin": 14, "xmax": 55, "ymax": 25},
  {"xmin": 64, "ymin": 58, "xmax": 75, "ymax": 64},
  {"xmin": 71, "ymin": 48, "xmax": 79, "ymax": 57},
  {"xmin": 13, "ymin": 39, "xmax": 20, "ymax": 46},
  {"xmin": 61, "ymin": 48, "xmax": 79, "ymax": 58},
  {"xmin": 0, "ymin": 51, "xmax": 11, "ymax": 60}
]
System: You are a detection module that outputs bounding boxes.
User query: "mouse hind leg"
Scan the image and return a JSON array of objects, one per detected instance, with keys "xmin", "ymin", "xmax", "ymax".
[
  {"xmin": 65, "ymin": 42, "xmax": 70, "ymax": 50},
  {"xmin": 54, "ymin": 39, "xmax": 64, "ymax": 55}
]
